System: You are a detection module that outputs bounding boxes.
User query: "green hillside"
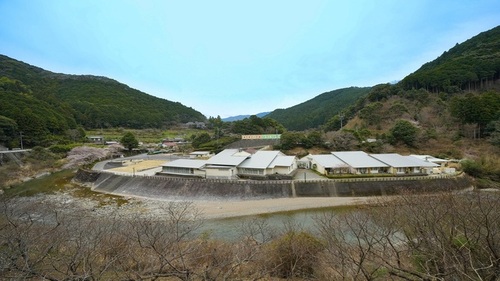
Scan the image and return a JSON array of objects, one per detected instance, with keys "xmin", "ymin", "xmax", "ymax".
[
  {"xmin": 401, "ymin": 25, "xmax": 500, "ymax": 92},
  {"xmin": 266, "ymin": 87, "xmax": 371, "ymax": 131},
  {"xmin": 0, "ymin": 55, "xmax": 205, "ymax": 146}
]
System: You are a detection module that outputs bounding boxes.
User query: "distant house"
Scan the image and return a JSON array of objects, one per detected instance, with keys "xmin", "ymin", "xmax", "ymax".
[
  {"xmin": 331, "ymin": 151, "xmax": 389, "ymax": 174},
  {"xmin": 160, "ymin": 159, "xmax": 207, "ymax": 177},
  {"xmin": 189, "ymin": 151, "xmax": 213, "ymax": 159},
  {"xmin": 161, "ymin": 138, "xmax": 190, "ymax": 151},
  {"xmin": 162, "ymin": 141, "xmax": 178, "ymax": 150},
  {"xmin": 88, "ymin": 136, "xmax": 104, "ymax": 144},
  {"xmin": 370, "ymin": 153, "xmax": 439, "ymax": 175}
]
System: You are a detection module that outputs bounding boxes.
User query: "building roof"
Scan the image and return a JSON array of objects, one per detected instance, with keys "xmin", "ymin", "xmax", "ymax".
[
  {"xmin": 370, "ymin": 153, "xmax": 439, "ymax": 168},
  {"xmin": 206, "ymin": 149, "xmax": 250, "ymax": 166},
  {"xmin": 270, "ymin": 155, "xmax": 297, "ymax": 168},
  {"xmin": 162, "ymin": 159, "xmax": 207, "ymax": 169},
  {"xmin": 308, "ymin": 154, "xmax": 348, "ymax": 169},
  {"xmin": 332, "ymin": 151, "xmax": 388, "ymax": 168},
  {"xmin": 410, "ymin": 155, "xmax": 448, "ymax": 163},
  {"xmin": 238, "ymin": 151, "xmax": 282, "ymax": 169},
  {"xmin": 189, "ymin": 151, "xmax": 211, "ymax": 156}
]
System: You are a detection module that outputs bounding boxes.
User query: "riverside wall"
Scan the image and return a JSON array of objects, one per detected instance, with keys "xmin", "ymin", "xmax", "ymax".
[{"xmin": 74, "ymin": 169, "xmax": 473, "ymax": 200}]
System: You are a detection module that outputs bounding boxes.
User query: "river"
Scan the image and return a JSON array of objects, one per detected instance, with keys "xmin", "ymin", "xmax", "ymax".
[{"xmin": 198, "ymin": 206, "xmax": 354, "ymax": 241}]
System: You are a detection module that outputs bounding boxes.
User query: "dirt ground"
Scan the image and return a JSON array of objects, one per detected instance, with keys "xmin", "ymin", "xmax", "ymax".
[
  {"xmin": 191, "ymin": 196, "xmax": 378, "ymax": 219},
  {"xmin": 108, "ymin": 160, "xmax": 166, "ymax": 173}
]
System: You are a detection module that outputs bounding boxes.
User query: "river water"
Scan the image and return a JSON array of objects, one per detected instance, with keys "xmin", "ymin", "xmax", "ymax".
[{"xmin": 198, "ymin": 206, "xmax": 354, "ymax": 241}]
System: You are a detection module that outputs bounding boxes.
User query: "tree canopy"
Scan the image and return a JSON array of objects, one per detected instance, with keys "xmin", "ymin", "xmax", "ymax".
[
  {"xmin": 390, "ymin": 120, "xmax": 419, "ymax": 147},
  {"xmin": 0, "ymin": 54, "xmax": 206, "ymax": 147},
  {"xmin": 120, "ymin": 132, "xmax": 139, "ymax": 152},
  {"xmin": 401, "ymin": 25, "xmax": 500, "ymax": 93},
  {"xmin": 266, "ymin": 87, "xmax": 371, "ymax": 131}
]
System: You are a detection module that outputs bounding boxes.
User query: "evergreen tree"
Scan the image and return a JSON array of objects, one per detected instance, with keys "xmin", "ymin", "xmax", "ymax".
[
  {"xmin": 120, "ymin": 132, "xmax": 139, "ymax": 152},
  {"xmin": 390, "ymin": 120, "xmax": 418, "ymax": 147}
]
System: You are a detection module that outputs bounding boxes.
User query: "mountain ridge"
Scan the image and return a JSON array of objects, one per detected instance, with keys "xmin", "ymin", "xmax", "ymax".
[
  {"xmin": 266, "ymin": 86, "xmax": 371, "ymax": 131},
  {"xmin": 222, "ymin": 112, "xmax": 270, "ymax": 122},
  {"xmin": 0, "ymin": 54, "xmax": 206, "ymax": 146}
]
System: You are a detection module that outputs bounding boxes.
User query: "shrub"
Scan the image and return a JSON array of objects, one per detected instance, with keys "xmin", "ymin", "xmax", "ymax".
[
  {"xmin": 48, "ymin": 144, "xmax": 80, "ymax": 154},
  {"xmin": 263, "ymin": 231, "xmax": 323, "ymax": 278}
]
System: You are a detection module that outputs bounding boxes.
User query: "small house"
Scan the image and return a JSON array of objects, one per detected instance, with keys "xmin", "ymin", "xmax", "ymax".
[
  {"xmin": 88, "ymin": 136, "xmax": 104, "ymax": 144},
  {"xmin": 160, "ymin": 159, "xmax": 207, "ymax": 177},
  {"xmin": 189, "ymin": 151, "xmax": 213, "ymax": 159}
]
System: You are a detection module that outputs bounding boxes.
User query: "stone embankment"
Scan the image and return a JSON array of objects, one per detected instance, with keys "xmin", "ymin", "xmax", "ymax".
[{"xmin": 74, "ymin": 169, "xmax": 473, "ymax": 200}]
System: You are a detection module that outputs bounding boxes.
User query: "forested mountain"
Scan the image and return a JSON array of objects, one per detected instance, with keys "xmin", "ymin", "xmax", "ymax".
[
  {"xmin": 328, "ymin": 25, "xmax": 500, "ymax": 164},
  {"xmin": 402, "ymin": 25, "xmax": 500, "ymax": 92},
  {"xmin": 0, "ymin": 55, "xmax": 205, "ymax": 146},
  {"xmin": 266, "ymin": 87, "xmax": 371, "ymax": 131},
  {"xmin": 279, "ymin": 25, "xmax": 500, "ymax": 133}
]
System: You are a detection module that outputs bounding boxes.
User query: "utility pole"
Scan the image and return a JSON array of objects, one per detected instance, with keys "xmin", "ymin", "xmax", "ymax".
[
  {"xmin": 19, "ymin": 131, "xmax": 23, "ymax": 150},
  {"xmin": 216, "ymin": 127, "xmax": 219, "ymax": 149},
  {"xmin": 340, "ymin": 113, "xmax": 344, "ymax": 129}
]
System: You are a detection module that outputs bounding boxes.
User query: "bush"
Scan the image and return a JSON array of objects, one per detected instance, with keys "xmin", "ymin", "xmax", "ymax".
[
  {"xmin": 263, "ymin": 231, "xmax": 323, "ymax": 278},
  {"xmin": 461, "ymin": 156, "xmax": 500, "ymax": 182},
  {"xmin": 48, "ymin": 144, "xmax": 80, "ymax": 154},
  {"xmin": 389, "ymin": 119, "xmax": 419, "ymax": 147},
  {"xmin": 460, "ymin": 159, "xmax": 483, "ymax": 177}
]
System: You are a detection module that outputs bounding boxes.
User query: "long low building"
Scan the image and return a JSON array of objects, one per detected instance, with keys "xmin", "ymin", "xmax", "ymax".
[
  {"xmin": 160, "ymin": 159, "xmax": 207, "ymax": 177},
  {"xmin": 159, "ymin": 149, "xmax": 298, "ymax": 179},
  {"xmin": 301, "ymin": 151, "xmax": 445, "ymax": 176},
  {"xmin": 332, "ymin": 151, "xmax": 389, "ymax": 174},
  {"xmin": 370, "ymin": 153, "xmax": 439, "ymax": 174}
]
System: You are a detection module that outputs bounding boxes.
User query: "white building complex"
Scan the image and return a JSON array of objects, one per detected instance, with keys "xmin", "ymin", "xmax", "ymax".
[
  {"xmin": 160, "ymin": 149, "xmax": 298, "ymax": 179},
  {"xmin": 300, "ymin": 151, "xmax": 443, "ymax": 176},
  {"xmin": 161, "ymin": 149, "xmax": 448, "ymax": 179}
]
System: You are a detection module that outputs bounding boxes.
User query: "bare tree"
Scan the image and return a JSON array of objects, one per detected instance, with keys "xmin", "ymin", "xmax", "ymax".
[
  {"xmin": 314, "ymin": 191, "xmax": 500, "ymax": 281},
  {"xmin": 118, "ymin": 201, "xmax": 205, "ymax": 280}
]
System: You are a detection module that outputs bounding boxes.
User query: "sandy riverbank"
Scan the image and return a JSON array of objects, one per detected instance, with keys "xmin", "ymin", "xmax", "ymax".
[{"xmin": 183, "ymin": 196, "xmax": 378, "ymax": 219}]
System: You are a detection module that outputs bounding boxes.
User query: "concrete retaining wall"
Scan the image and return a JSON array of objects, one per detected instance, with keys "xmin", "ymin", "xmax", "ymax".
[
  {"xmin": 74, "ymin": 169, "xmax": 472, "ymax": 200},
  {"xmin": 294, "ymin": 177, "xmax": 472, "ymax": 197}
]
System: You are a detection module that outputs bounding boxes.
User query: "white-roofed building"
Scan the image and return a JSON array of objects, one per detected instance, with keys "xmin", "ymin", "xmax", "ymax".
[
  {"xmin": 332, "ymin": 151, "xmax": 389, "ymax": 174},
  {"xmin": 410, "ymin": 155, "xmax": 449, "ymax": 167},
  {"xmin": 189, "ymin": 151, "xmax": 213, "ymax": 159},
  {"xmin": 370, "ymin": 153, "xmax": 439, "ymax": 175},
  {"xmin": 270, "ymin": 155, "xmax": 298, "ymax": 175},
  {"xmin": 301, "ymin": 154, "xmax": 351, "ymax": 175},
  {"xmin": 238, "ymin": 151, "xmax": 298, "ymax": 177},
  {"xmin": 204, "ymin": 149, "xmax": 251, "ymax": 179},
  {"xmin": 160, "ymin": 159, "xmax": 207, "ymax": 177}
]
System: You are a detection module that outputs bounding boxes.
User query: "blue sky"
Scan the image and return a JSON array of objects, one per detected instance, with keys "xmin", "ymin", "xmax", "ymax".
[{"xmin": 1, "ymin": 1, "xmax": 499, "ymax": 118}]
